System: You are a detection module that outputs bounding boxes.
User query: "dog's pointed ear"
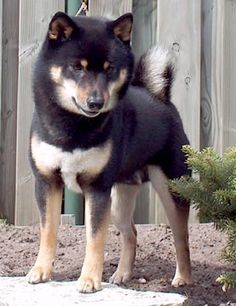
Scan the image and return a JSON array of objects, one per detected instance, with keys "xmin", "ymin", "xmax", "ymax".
[
  {"xmin": 110, "ymin": 13, "xmax": 133, "ymax": 43},
  {"xmin": 48, "ymin": 12, "xmax": 76, "ymax": 41}
]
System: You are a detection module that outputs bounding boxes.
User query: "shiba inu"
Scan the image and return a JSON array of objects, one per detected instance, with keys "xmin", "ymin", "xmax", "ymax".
[{"xmin": 27, "ymin": 12, "xmax": 191, "ymax": 293}]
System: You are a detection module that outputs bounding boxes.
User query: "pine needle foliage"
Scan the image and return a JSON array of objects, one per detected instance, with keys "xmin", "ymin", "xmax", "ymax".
[{"xmin": 169, "ymin": 145, "xmax": 236, "ymax": 291}]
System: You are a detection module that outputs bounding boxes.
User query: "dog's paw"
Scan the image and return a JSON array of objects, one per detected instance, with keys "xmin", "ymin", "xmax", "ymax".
[
  {"xmin": 77, "ymin": 276, "xmax": 102, "ymax": 293},
  {"xmin": 109, "ymin": 270, "xmax": 131, "ymax": 285},
  {"xmin": 26, "ymin": 266, "xmax": 52, "ymax": 284},
  {"xmin": 171, "ymin": 276, "xmax": 191, "ymax": 287}
]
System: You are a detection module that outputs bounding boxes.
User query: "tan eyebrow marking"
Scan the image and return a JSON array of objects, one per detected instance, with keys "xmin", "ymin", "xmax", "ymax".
[
  {"xmin": 103, "ymin": 61, "xmax": 110, "ymax": 71},
  {"xmin": 49, "ymin": 31, "xmax": 58, "ymax": 40},
  {"xmin": 50, "ymin": 65, "xmax": 62, "ymax": 83},
  {"xmin": 80, "ymin": 59, "xmax": 88, "ymax": 69}
]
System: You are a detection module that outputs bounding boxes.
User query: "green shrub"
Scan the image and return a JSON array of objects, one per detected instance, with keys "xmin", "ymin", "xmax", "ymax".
[{"xmin": 169, "ymin": 145, "xmax": 236, "ymax": 291}]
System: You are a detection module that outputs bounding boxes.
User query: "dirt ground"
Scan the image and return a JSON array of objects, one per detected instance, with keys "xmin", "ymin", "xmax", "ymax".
[{"xmin": 0, "ymin": 223, "xmax": 235, "ymax": 306}]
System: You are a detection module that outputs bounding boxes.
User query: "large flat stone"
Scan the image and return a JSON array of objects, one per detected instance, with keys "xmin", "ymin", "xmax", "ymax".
[{"xmin": 0, "ymin": 277, "xmax": 188, "ymax": 306}]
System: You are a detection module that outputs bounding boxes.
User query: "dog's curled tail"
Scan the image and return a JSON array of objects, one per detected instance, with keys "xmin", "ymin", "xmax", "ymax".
[{"xmin": 133, "ymin": 46, "xmax": 175, "ymax": 103}]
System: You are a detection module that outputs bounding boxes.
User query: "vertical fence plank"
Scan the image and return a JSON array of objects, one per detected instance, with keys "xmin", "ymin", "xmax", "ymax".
[
  {"xmin": 200, "ymin": 0, "xmax": 214, "ymax": 148},
  {"xmin": 0, "ymin": 0, "xmax": 2, "ymax": 217},
  {"xmin": 201, "ymin": 0, "xmax": 236, "ymax": 152},
  {"xmin": 89, "ymin": 0, "xmax": 132, "ymax": 17},
  {"xmin": 132, "ymin": 0, "xmax": 157, "ymax": 59},
  {"xmin": 0, "ymin": 0, "xmax": 20, "ymax": 224},
  {"xmin": 15, "ymin": 0, "xmax": 65, "ymax": 225},
  {"xmin": 148, "ymin": 0, "xmax": 201, "ymax": 224},
  {"xmin": 222, "ymin": 0, "xmax": 236, "ymax": 149},
  {"xmin": 201, "ymin": 0, "xmax": 224, "ymax": 152},
  {"xmin": 201, "ymin": 0, "xmax": 215, "ymax": 149},
  {"xmin": 131, "ymin": 0, "xmax": 157, "ymax": 224},
  {"xmin": 0, "ymin": 1, "xmax": 2, "ymax": 151},
  {"xmin": 157, "ymin": 0, "xmax": 201, "ymax": 150}
]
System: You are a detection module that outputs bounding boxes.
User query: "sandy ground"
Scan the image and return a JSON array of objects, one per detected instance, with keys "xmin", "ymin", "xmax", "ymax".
[{"xmin": 0, "ymin": 223, "xmax": 235, "ymax": 305}]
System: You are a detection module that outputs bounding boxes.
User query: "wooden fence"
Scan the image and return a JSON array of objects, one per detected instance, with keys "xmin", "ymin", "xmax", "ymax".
[{"xmin": 0, "ymin": 0, "xmax": 235, "ymax": 225}]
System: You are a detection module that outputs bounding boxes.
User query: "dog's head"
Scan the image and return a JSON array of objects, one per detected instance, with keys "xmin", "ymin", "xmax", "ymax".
[{"xmin": 37, "ymin": 12, "xmax": 134, "ymax": 117}]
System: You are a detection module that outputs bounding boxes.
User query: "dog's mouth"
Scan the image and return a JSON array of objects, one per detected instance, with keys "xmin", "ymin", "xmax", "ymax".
[{"xmin": 72, "ymin": 97, "xmax": 100, "ymax": 118}]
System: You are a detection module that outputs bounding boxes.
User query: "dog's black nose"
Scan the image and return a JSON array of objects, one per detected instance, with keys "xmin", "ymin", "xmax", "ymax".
[{"xmin": 87, "ymin": 96, "xmax": 104, "ymax": 111}]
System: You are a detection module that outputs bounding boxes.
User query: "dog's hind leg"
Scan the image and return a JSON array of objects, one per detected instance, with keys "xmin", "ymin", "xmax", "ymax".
[
  {"xmin": 109, "ymin": 184, "xmax": 140, "ymax": 284},
  {"xmin": 148, "ymin": 165, "xmax": 191, "ymax": 287}
]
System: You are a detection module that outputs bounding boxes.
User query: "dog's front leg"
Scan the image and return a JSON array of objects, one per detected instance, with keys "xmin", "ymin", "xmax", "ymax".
[
  {"xmin": 77, "ymin": 188, "xmax": 111, "ymax": 293},
  {"xmin": 27, "ymin": 175, "xmax": 62, "ymax": 284}
]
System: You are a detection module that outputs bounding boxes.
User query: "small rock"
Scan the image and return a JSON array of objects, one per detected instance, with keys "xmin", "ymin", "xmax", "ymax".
[{"xmin": 138, "ymin": 277, "xmax": 147, "ymax": 284}]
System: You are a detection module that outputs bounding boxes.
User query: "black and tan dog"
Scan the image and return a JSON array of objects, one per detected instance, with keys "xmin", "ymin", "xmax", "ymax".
[{"xmin": 27, "ymin": 12, "xmax": 191, "ymax": 293}]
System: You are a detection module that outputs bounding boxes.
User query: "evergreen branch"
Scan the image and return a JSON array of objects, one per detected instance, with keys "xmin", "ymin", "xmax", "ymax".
[
  {"xmin": 169, "ymin": 145, "xmax": 236, "ymax": 291},
  {"xmin": 217, "ymin": 272, "xmax": 236, "ymax": 292}
]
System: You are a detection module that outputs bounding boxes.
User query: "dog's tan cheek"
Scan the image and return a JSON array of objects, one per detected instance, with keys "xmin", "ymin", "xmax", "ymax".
[
  {"xmin": 108, "ymin": 69, "xmax": 128, "ymax": 96},
  {"xmin": 119, "ymin": 69, "xmax": 128, "ymax": 83},
  {"xmin": 103, "ymin": 91, "xmax": 110, "ymax": 103}
]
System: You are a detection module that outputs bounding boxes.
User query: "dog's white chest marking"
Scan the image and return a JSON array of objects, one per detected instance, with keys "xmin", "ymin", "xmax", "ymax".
[{"xmin": 31, "ymin": 134, "xmax": 112, "ymax": 193}]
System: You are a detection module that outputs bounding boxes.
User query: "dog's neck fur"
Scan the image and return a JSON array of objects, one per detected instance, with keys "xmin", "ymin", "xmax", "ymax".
[{"xmin": 34, "ymin": 103, "xmax": 114, "ymax": 151}]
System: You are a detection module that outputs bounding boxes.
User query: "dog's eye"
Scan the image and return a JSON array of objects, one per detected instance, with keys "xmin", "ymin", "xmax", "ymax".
[
  {"xmin": 107, "ymin": 65, "xmax": 116, "ymax": 74},
  {"xmin": 71, "ymin": 63, "xmax": 83, "ymax": 71},
  {"xmin": 70, "ymin": 59, "xmax": 88, "ymax": 73}
]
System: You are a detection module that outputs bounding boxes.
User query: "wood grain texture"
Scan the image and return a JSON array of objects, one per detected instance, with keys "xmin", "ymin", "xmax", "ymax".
[
  {"xmin": 132, "ymin": 0, "xmax": 157, "ymax": 62},
  {"xmin": 201, "ymin": 0, "xmax": 236, "ymax": 152},
  {"xmin": 222, "ymin": 0, "xmax": 236, "ymax": 149},
  {"xmin": 0, "ymin": 1, "xmax": 2, "ymax": 148},
  {"xmin": 0, "ymin": 2, "xmax": 2, "ymax": 210},
  {"xmin": 154, "ymin": 0, "xmax": 201, "ymax": 223},
  {"xmin": 156, "ymin": 0, "xmax": 201, "ymax": 150},
  {"xmin": 89, "ymin": 0, "xmax": 132, "ymax": 18},
  {"xmin": 0, "ymin": 0, "xmax": 20, "ymax": 223},
  {"xmin": 200, "ymin": 0, "xmax": 214, "ymax": 149},
  {"xmin": 14, "ymin": 0, "xmax": 65, "ymax": 225},
  {"xmin": 201, "ymin": 0, "xmax": 224, "ymax": 152}
]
